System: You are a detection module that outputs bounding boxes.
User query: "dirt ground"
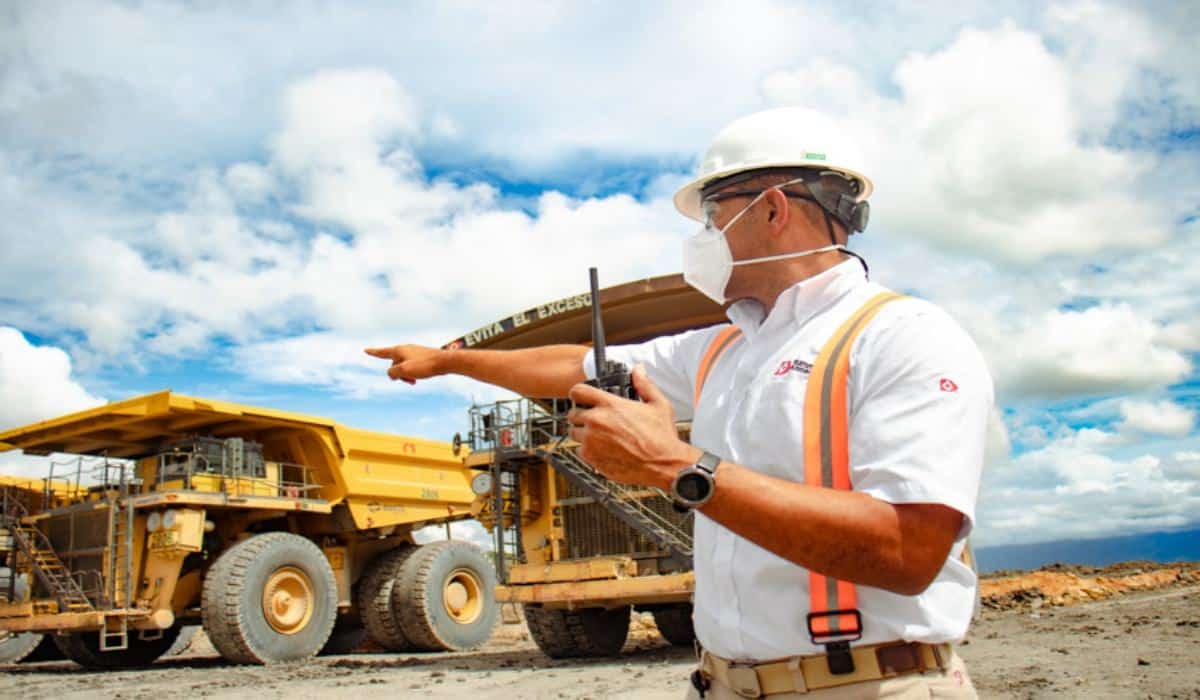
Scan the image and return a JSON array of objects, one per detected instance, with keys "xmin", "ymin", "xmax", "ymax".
[{"xmin": 3, "ymin": 563, "xmax": 1198, "ymax": 699}]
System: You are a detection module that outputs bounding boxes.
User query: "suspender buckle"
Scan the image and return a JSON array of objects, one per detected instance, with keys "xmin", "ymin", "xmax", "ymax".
[
  {"xmin": 807, "ymin": 609, "xmax": 863, "ymax": 676},
  {"xmin": 806, "ymin": 609, "xmax": 863, "ymax": 644}
]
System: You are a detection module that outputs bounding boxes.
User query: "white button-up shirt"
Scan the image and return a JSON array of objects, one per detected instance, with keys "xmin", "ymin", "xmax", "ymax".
[{"xmin": 584, "ymin": 260, "xmax": 993, "ymax": 661}]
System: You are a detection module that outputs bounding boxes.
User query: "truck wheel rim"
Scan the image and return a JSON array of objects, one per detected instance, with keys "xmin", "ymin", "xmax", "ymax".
[
  {"xmin": 442, "ymin": 568, "xmax": 483, "ymax": 624},
  {"xmin": 262, "ymin": 566, "xmax": 314, "ymax": 635}
]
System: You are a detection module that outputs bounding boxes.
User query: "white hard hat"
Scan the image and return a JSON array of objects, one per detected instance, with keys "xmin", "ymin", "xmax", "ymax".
[{"xmin": 673, "ymin": 107, "xmax": 874, "ymax": 222}]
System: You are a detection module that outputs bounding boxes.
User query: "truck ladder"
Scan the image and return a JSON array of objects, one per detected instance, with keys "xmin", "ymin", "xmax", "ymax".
[
  {"xmin": 95, "ymin": 497, "xmax": 133, "ymax": 654},
  {"xmin": 532, "ymin": 427, "xmax": 693, "ymax": 567},
  {"xmin": 105, "ymin": 498, "xmax": 135, "ymax": 607},
  {"xmin": 1, "ymin": 500, "xmax": 94, "ymax": 614},
  {"xmin": 490, "ymin": 466, "xmax": 524, "ymax": 583}
]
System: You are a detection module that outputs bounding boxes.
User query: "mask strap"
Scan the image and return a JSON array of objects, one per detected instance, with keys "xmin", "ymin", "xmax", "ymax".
[
  {"xmin": 730, "ymin": 243, "xmax": 845, "ymax": 267},
  {"xmin": 841, "ymin": 248, "xmax": 870, "ymax": 279},
  {"xmin": 821, "ymin": 209, "xmax": 838, "ymax": 246}
]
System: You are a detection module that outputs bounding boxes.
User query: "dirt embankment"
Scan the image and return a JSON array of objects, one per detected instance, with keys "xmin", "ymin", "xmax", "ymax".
[
  {"xmin": 964, "ymin": 562, "xmax": 1200, "ymax": 698},
  {"xmin": 979, "ymin": 560, "xmax": 1200, "ymax": 611}
]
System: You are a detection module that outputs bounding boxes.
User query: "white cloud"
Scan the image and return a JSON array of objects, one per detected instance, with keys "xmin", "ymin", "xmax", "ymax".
[
  {"xmin": 0, "ymin": 327, "xmax": 105, "ymax": 430},
  {"xmin": 978, "ymin": 425, "xmax": 1200, "ymax": 546},
  {"xmin": 1118, "ymin": 400, "xmax": 1196, "ymax": 437},
  {"xmin": 1159, "ymin": 319, "xmax": 1200, "ymax": 352},
  {"xmin": 765, "ymin": 22, "xmax": 1166, "ymax": 263},
  {"xmin": 230, "ymin": 331, "xmax": 517, "ymax": 404},
  {"xmin": 1046, "ymin": 1, "xmax": 1199, "ymax": 149},
  {"xmin": 0, "ymin": 1, "xmax": 851, "ymax": 171},
  {"xmin": 1, "ymin": 68, "xmax": 689, "ymax": 370},
  {"xmin": 0, "ymin": 329, "xmax": 119, "ymax": 480},
  {"xmin": 1043, "ymin": 1, "xmax": 1161, "ymax": 136},
  {"xmin": 975, "ymin": 304, "xmax": 1191, "ymax": 399},
  {"xmin": 224, "ymin": 162, "xmax": 276, "ymax": 204},
  {"xmin": 985, "ymin": 408, "xmax": 1013, "ymax": 468},
  {"xmin": 1165, "ymin": 451, "xmax": 1200, "ymax": 480}
]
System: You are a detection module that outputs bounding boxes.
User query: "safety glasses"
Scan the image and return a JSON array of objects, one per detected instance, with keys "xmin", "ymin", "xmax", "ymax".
[{"xmin": 701, "ymin": 184, "xmax": 817, "ymax": 228}]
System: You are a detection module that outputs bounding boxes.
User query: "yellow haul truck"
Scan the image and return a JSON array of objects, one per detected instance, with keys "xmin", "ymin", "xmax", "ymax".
[
  {"xmin": 0, "ymin": 391, "xmax": 498, "ymax": 667},
  {"xmin": 444, "ymin": 274, "xmax": 725, "ymax": 658}
]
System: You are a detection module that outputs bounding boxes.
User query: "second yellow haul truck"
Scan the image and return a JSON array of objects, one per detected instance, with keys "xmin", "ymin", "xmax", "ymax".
[
  {"xmin": 0, "ymin": 391, "xmax": 498, "ymax": 667},
  {"xmin": 445, "ymin": 273, "xmax": 726, "ymax": 658}
]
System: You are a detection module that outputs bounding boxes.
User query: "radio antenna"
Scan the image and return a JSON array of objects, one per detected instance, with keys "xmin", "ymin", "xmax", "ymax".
[{"xmin": 589, "ymin": 267, "xmax": 607, "ymax": 371}]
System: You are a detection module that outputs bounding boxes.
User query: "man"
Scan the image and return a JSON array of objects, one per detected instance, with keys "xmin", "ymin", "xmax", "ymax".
[{"xmin": 366, "ymin": 108, "xmax": 991, "ymax": 698}]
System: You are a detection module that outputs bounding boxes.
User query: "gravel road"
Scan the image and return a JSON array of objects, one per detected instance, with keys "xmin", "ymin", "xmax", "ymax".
[{"xmin": 2, "ymin": 585, "xmax": 1197, "ymax": 699}]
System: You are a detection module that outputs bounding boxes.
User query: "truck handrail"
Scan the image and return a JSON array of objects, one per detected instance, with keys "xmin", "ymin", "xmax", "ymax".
[{"xmin": 153, "ymin": 437, "xmax": 322, "ymax": 500}]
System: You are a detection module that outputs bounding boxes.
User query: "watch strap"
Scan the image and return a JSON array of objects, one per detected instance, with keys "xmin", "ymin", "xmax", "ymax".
[{"xmin": 695, "ymin": 451, "xmax": 721, "ymax": 475}]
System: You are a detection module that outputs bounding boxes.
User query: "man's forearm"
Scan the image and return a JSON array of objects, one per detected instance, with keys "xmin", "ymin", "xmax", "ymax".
[
  {"xmin": 564, "ymin": 371, "xmax": 962, "ymax": 595},
  {"xmin": 690, "ymin": 461, "xmax": 960, "ymax": 595},
  {"xmin": 439, "ymin": 344, "xmax": 589, "ymax": 397}
]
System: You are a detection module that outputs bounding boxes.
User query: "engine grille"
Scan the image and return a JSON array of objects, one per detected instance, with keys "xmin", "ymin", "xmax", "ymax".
[
  {"xmin": 560, "ymin": 481, "xmax": 692, "ymax": 562},
  {"xmin": 42, "ymin": 507, "xmax": 111, "ymax": 602}
]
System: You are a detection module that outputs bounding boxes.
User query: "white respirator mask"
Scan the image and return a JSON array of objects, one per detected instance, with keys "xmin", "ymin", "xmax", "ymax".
[{"xmin": 682, "ymin": 179, "xmax": 847, "ymax": 305}]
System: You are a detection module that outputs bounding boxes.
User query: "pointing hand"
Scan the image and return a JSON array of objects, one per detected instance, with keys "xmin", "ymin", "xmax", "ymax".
[{"xmin": 363, "ymin": 345, "xmax": 445, "ymax": 385}]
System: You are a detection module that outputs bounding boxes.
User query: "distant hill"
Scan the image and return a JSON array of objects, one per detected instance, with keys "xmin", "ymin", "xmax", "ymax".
[{"xmin": 975, "ymin": 528, "xmax": 1200, "ymax": 574}]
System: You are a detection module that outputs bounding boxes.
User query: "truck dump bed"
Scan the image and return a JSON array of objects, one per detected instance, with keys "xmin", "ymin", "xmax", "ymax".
[
  {"xmin": 443, "ymin": 273, "xmax": 724, "ymax": 350},
  {"xmin": 0, "ymin": 391, "xmax": 473, "ymax": 529}
]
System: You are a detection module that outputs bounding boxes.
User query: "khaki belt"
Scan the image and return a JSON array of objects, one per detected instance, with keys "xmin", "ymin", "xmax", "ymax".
[{"xmin": 698, "ymin": 641, "xmax": 951, "ymax": 698}]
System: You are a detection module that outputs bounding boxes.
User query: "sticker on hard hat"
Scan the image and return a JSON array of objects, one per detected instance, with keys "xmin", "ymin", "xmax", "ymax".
[{"xmin": 805, "ymin": 152, "xmax": 826, "ymax": 160}]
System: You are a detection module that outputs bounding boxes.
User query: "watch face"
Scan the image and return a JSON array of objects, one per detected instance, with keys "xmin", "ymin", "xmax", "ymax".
[{"xmin": 676, "ymin": 472, "xmax": 711, "ymax": 502}]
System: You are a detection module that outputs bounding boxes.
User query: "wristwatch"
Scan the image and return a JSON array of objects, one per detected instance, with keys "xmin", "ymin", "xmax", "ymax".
[{"xmin": 670, "ymin": 451, "xmax": 721, "ymax": 510}]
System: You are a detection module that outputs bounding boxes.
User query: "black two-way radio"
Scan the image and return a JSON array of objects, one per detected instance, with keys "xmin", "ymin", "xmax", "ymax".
[{"xmin": 583, "ymin": 267, "xmax": 638, "ymax": 402}]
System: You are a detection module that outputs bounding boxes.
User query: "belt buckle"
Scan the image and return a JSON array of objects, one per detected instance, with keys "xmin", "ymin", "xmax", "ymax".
[{"xmin": 726, "ymin": 663, "xmax": 763, "ymax": 699}]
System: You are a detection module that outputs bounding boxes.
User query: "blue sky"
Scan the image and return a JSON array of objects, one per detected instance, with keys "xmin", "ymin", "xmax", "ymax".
[{"xmin": 1, "ymin": 0, "xmax": 1197, "ymax": 548}]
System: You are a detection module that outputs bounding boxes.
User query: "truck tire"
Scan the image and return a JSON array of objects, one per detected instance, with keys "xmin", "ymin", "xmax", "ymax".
[
  {"xmin": 392, "ymin": 540, "xmax": 499, "ymax": 652},
  {"xmin": 318, "ymin": 620, "xmax": 367, "ymax": 656},
  {"xmin": 201, "ymin": 532, "xmax": 337, "ymax": 664},
  {"xmin": 524, "ymin": 604, "xmax": 630, "ymax": 658},
  {"xmin": 0, "ymin": 631, "xmax": 42, "ymax": 664},
  {"xmin": 52, "ymin": 627, "xmax": 182, "ymax": 669},
  {"xmin": 22, "ymin": 634, "xmax": 64, "ymax": 662},
  {"xmin": 357, "ymin": 545, "xmax": 417, "ymax": 651},
  {"xmin": 651, "ymin": 604, "xmax": 695, "ymax": 646}
]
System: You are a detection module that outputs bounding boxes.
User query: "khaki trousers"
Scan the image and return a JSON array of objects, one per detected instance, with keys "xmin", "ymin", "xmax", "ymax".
[{"xmin": 683, "ymin": 651, "xmax": 977, "ymax": 699}]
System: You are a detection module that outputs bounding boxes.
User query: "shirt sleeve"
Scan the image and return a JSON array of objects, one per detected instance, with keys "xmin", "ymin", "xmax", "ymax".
[
  {"xmin": 847, "ymin": 300, "xmax": 994, "ymax": 539},
  {"xmin": 582, "ymin": 326, "xmax": 724, "ymax": 422}
]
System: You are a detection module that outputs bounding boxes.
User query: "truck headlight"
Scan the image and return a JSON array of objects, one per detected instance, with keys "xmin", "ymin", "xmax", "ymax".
[
  {"xmin": 162, "ymin": 510, "xmax": 178, "ymax": 530},
  {"xmin": 146, "ymin": 512, "xmax": 162, "ymax": 532},
  {"xmin": 470, "ymin": 472, "xmax": 494, "ymax": 496}
]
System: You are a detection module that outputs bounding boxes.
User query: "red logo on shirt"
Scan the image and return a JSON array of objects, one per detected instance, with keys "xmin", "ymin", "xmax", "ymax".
[
  {"xmin": 774, "ymin": 359, "xmax": 813, "ymax": 377},
  {"xmin": 939, "ymin": 378, "xmax": 958, "ymax": 392}
]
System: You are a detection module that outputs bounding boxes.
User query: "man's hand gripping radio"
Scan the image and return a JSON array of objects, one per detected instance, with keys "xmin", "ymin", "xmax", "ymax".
[{"xmin": 577, "ymin": 267, "xmax": 639, "ymax": 407}]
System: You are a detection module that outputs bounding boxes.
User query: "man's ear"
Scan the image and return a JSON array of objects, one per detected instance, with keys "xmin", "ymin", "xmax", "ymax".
[{"xmin": 763, "ymin": 187, "xmax": 789, "ymax": 236}]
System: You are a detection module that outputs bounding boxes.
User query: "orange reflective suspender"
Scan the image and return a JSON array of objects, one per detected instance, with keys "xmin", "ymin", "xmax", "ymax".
[
  {"xmin": 693, "ymin": 326, "xmax": 744, "ymax": 407},
  {"xmin": 803, "ymin": 290, "xmax": 904, "ymax": 673}
]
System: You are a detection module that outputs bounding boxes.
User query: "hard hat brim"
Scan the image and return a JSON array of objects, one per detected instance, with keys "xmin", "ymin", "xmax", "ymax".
[{"xmin": 673, "ymin": 161, "xmax": 874, "ymax": 222}]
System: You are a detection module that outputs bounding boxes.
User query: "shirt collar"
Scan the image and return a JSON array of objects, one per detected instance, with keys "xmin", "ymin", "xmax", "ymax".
[{"xmin": 726, "ymin": 259, "xmax": 867, "ymax": 339}]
